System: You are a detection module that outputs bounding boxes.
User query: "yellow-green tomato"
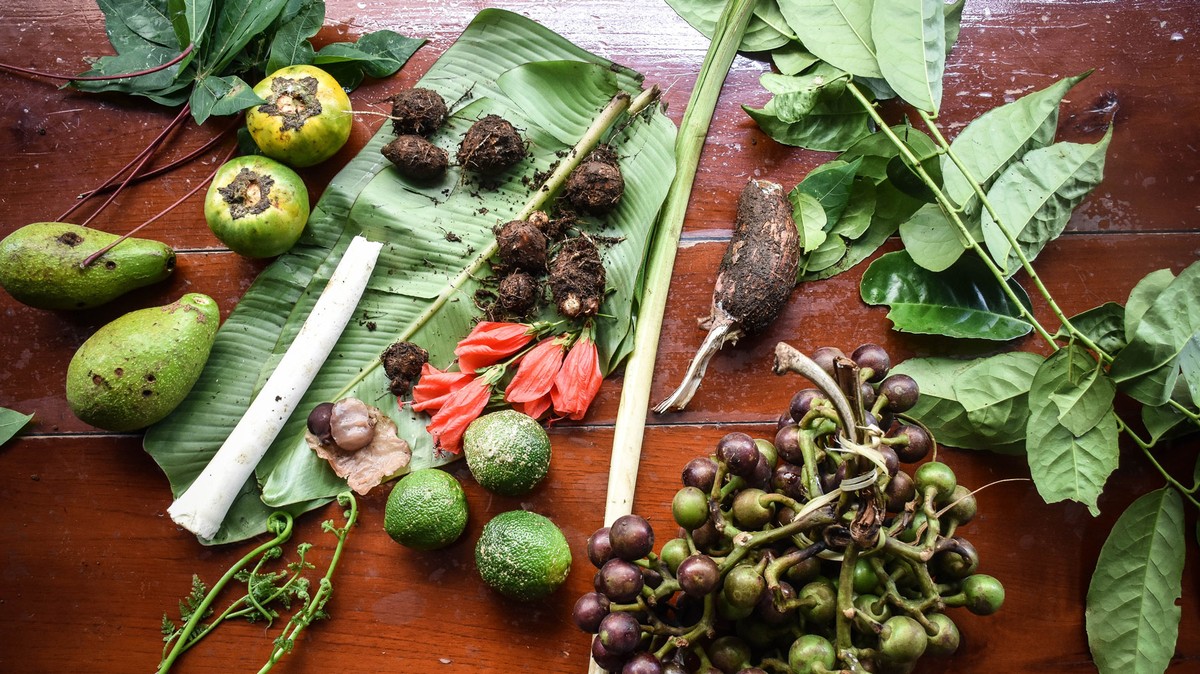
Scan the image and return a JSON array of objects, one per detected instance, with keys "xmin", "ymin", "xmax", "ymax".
[
  {"xmin": 246, "ymin": 65, "xmax": 352, "ymax": 167},
  {"xmin": 204, "ymin": 155, "xmax": 309, "ymax": 258}
]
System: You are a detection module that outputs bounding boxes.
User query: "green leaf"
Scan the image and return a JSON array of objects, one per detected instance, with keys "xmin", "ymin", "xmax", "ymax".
[
  {"xmin": 760, "ymin": 68, "xmax": 849, "ymax": 123},
  {"xmin": 743, "ymin": 96, "xmax": 871, "ymax": 152},
  {"xmin": 202, "ymin": 0, "xmax": 290, "ymax": 75},
  {"xmin": 1086, "ymin": 488, "xmax": 1185, "ymax": 674},
  {"xmin": 1026, "ymin": 346, "xmax": 1119, "ymax": 514},
  {"xmin": 1048, "ymin": 360, "xmax": 1116, "ymax": 438},
  {"xmin": 497, "ymin": 61, "xmax": 619, "ymax": 146},
  {"xmin": 952, "ymin": 351, "xmax": 1043, "ymax": 446},
  {"xmin": 1142, "ymin": 403, "xmax": 1188, "ymax": 444},
  {"xmin": 99, "ymin": 0, "xmax": 180, "ymax": 50},
  {"xmin": 891, "ymin": 356, "xmax": 1027, "ymax": 454},
  {"xmin": 792, "ymin": 157, "xmax": 861, "ymax": 227},
  {"xmin": 941, "ymin": 72, "xmax": 1091, "ymax": 208},
  {"xmin": 897, "ymin": 203, "xmax": 966, "ymax": 272},
  {"xmin": 829, "ymin": 176, "xmax": 875, "ymax": 238},
  {"xmin": 841, "ymin": 124, "xmax": 938, "ymax": 185},
  {"xmin": 145, "ymin": 9, "xmax": 676, "ymax": 544},
  {"xmin": 789, "ymin": 192, "xmax": 827, "ymax": 254},
  {"xmin": 0, "ymin": 407, "xmax": 33, "ymax": 447},
  {"xmin": 944, "ymin": 0, "xmax": 965, "ymax": 55},
  {"xmin": 1110, "ymin": 261, "xmax": 1200, "ymax": 406},
  {"xmin": 872, "ymin": 0, "xmax": 946, "ymax": 113},
  {"xmin": 313, "ymin": 30, "xmax": 425, "ymax": 79},
  {"xmin": 266, "ymin": 0, "xmax": 323, "ymax": 72},
  {"xmin": 754, "ymin": 1, "xmax": 797, "ymax": 41},
  {"xmin": 981, "ymin": 128, "xmax": 1112, "ymax": 277},
  {"xmin": 1124, "ymin": 268, "xmax": 1175, "ymax": 340},
  {"xmin": 778, "ymin": 0, "xmax": 881, "ymax": 78},
  {"xmin": 666, "ymin": 0, "xmax": 791, "ymax": 52},
  {"xmin": 885, "ymin": 153, "xmax": 941, "ymax": 203},
  {"xmin": 798, "ymin": 235, "xmax": 848, "ymax": 277},
  {"xmin": 772, "ymin": 42, "xmax": 820, "ymax": 76},
  {"xmin": 74, "ymin": 42, "xmax": 182, "ymax": 97},
  {"xmin": 861, "ymin": 250, "xmax": 1034, "ymax": 340},
  {"xmin": 1055, "ymin": 302, "xmax": 1127, "ymax": 354},
  {"xmin": 189, "ymin": 74, "xmax": 265, "ymax": 125},
  {"xmin": 1176, "ymin": 335, "xmax": 1200, "ymax": 409},
  {"xmin": 176, "ymin": 0, "xmax": 214, "ymax": 49}
]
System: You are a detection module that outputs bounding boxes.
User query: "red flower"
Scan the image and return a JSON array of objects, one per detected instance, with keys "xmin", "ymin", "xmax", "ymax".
[
  {"xmin": 551, "ymin": 334, "xmax": 603, "ymax": 420},
  {"xmin": 455, "ymin": 321, "xmax": 534, "ymax": 374},
  {"xmin": 512, "ymin": 395, "xmax": 553, "ymax": 420},
  {"xmin": 411, "ymin": 363, "xmax": 474, "ymax": 413},
  {"xmin": 505, "ymin": 337, "xmax": 566, "ymax": 404},
  {"xmin": 426, "ymin": 376, "xmax": 491, "ymax": 453}
]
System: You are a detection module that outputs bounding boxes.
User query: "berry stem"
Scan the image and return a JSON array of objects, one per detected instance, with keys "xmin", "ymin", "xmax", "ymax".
[{"xmin": 0, "ymin": 43, "xmax": 194, "ymax": 82}]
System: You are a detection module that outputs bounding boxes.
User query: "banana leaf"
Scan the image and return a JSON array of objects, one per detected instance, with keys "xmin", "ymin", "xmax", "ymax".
[{"xmin": 144, "ymin": 9, "xmax": 678, "ymax": 544}]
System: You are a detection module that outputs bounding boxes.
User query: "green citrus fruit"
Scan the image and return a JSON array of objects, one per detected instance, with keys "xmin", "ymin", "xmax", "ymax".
[
  {"xmin": 383, "ymin": 468, "xmax": 469, "ymax": 551},
  {"xmin": 463, "ymin": 410, "xmax": 551, "ymax": 496},
  {"xmin": 475, "ymin": 510, "xmax": 571, "ymax": 601}
]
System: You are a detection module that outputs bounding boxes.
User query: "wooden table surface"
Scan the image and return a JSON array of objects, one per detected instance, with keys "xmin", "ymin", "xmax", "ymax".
[{"xmin": 1, "ymin": 0, "xmax": 1197, "ymax": 672}]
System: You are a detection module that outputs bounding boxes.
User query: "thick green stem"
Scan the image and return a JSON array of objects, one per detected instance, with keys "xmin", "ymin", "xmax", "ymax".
[
  {"xmin": 835, "ymin": 544, "xmax": 859, "ymax": 655},
  {"xmin": 600, "ymin": 0, "xmax": 761, "ymax": 526}
]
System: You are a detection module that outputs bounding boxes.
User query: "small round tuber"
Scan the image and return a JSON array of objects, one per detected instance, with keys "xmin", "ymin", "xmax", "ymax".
[
  {"xmin": 563, "ymin": 145, "xmax": 624, "ymax": 215},
  {"xmin": 457, "ymin": 115, "xmax": 525, "ymax": 175},
  {"xmin": 382, "ymin": 135, "xmax": 448, "ymax": 181},
  {"xmin": 390, "ymin": 88, "xmax": 448, "ymax": 136}
]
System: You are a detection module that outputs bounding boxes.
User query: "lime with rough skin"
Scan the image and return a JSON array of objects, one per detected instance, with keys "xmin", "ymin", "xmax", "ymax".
[
  {"xmin": 204, "ymin": 155, "xmax": 309, "ymax": 258},
  {"xmin": 463, "ymin": 410, "xmax": 551, "ymax": 496},
  {"xmin": 475, "ymin": 510, "xmax": 572, "ymax": 601},
  {"xmin": 246, "ymin": 64, "xmax": 352, "ymax": 167},
  {"xmin": 383, "ymin": 468, "xmax": 469, "ymax": 551}
]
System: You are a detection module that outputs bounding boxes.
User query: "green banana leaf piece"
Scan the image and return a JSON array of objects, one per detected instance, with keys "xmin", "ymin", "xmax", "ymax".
[{"xmin": 144, "ymin": 9, "xmax": 678, "ymax": 544}]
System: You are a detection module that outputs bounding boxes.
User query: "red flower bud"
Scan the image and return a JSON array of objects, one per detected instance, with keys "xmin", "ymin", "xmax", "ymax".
[
  {"xmin": 551, "ymin": 334, "xmax": 603, "ymax": 420},
  {"xmin": 411, "ymin": 363, "xmax": 474, "ymax": 413},
  {"xmin": 455, "ymin": 321, "xmax": 534, "ymax": 374},
  {"xmin": 426, "ymin": 376, "xmax": 491, "ymax": 453}
]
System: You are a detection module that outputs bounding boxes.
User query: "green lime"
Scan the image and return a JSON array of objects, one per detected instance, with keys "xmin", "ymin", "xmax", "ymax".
[
  {"xmin": 463, "ymin": 410, "xmax": 551, "ymax": 496},
  {"xmin": 475, "ymin": 510, "xmax": 572, "ymax": 601},
  {"xmin": 383, "ymin": 468, "xmax": 469, "ymax": 550}
]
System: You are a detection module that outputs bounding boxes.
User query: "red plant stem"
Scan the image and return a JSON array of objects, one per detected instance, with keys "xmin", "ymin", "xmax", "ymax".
[
  {"xmin": 69, "ymin": 103, "xmax": 191, "ymax": 229},
  {"xmin": 80, "ymin": 143, "xmax": 238, "ymax": 269},
  {"xmin": 79, "ymin": 116, "xmax": 240, "ymax": 199},
  {"xmin": 0, "ymin": 43, "xmax": 194, "ymax": 82}
]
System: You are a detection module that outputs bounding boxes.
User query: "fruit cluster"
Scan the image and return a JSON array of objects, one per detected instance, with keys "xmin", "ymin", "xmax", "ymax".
[{"xmin": 574, "ymin": 343, "xmax": 1004, "ymax": 673}]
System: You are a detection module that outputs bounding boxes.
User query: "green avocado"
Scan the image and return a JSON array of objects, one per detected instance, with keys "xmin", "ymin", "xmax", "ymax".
[
  {"xmin": 0, "ymin": 222, "xmax": 176, "ymax": 310},
  {"xmin": 66, "ymin": 293, "xmax": 219, "ymax": 431}
]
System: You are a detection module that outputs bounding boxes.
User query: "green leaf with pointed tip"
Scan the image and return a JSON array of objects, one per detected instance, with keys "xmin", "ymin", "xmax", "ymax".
[
  {"xmin": 1047, "ymin": 358, "xmax": 1116, "ymax": 437},
  {"xmin": 772, "ymin": 42, "xmax": 820, "ymax": 75},
  {"xmin": 1110, "ymin": 261, "xmax": 1200, "ymax": 406},
  {"xmin": 944, "ymin": 0, "xmax": 965, "ymax": 54},
  {"xmin": 861, "ymin": 250, "xmax": 1033, "ymax": 340},
  {"xmin": 144, "ymin": 9, "xmax": 676, "ymax": 544},
  {"xmin": 202, "ymin": 0, "xmax": 289, "ymax": 74},
  {"xmin": 952, "ymin": 351, "xmax": 1043, "ymax": 445},
  {"xmin": 313, "ymin": 30, "xmax": 425, "ymax": 79},
  {"xmin": 789, "ymin": 192, "xmax": 827, "ymax": 254},
  {"xmin": 981, "ymin": 129, "xmax": 1112, "ymax": 277},
  {"xmin": 897, "ymin": 203, "xmax": 967, "ymax": 272},
  {"xmin": 666, "ymin": 0, "xmax": 791, "ymax": 52},
  {"xmin": 1124, "ymin": 268, "xmax": 1175, "ymax": 339},
  {"xmin": 755, "ymin": 1, "xmax": 797, "ymax": 40},
  {"xmin": 891, "ymin": 356, "xmax": 1028, "ymax": 454},
  {"xmin": 872, "ymin": 0, "xmax": 945, "ymax": 114},
  {"xmin": 760, "ymin": 66, "xmax": 850, "ymax": 123},
  {"xmin": 189, "ymin": 74, "xmax": 265, "ymax": 125},
  {"xmin": 266, "ymin": 0, "xmax": 322, "ymax": 72},
  {"xmin": 1026, "ymin": 346, "xmax": 1119, "ymax": 514},
  {"xmin": 1055, "ymin": 302, "xmax": 1127, "ymax": 354},
  {"xmin": 497, "ymin": 61, "xmax": 620, "ymax": 146},
  {"xmin": 778, "ymin": 0, "xmax": 881, "ymax": 78},
  {"xmin": 798, "ymin": 235, "xmax": 848, "ymax": 277},
  {"xmin": 743, "ymin": 96, "xmax": 871, "ymax": 152},
  {"xmin": 1086, "ymin": 488, "xmax": 1185, "ymax": 674},
  {"xmin": 1142, "ymin": 403, "xmax": 1188, "ymax": 444},
  {"xmin": 0, "ymin": 407, "xmax": 33, "ymax": 447},
  {"xmin": 792, "ymin": 157, "xmax": 860, "ymax": 227},
  {"xmin": 941, "ymin": 72, "xmax": 1091, "ymax": 209}
]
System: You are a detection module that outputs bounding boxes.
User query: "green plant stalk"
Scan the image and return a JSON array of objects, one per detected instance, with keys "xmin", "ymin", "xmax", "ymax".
[
  {"xmin": 835, "ymin": 543, "xmax": 859, "ymax": 657},
  {"xmin": 913, "ymin": 109, "xmax": 1108, "ymax": 359},
  {"xmin": 332, "ymin": 87, "xmax": 658, "ymax": 401},
  {"xmin": 258, "ymin": 492, "xmax": 359, "ymax": 673},
  {"xmin": 844, "ymin": 82, "xmax": 1056, "ymax": 347},
  {"xmin": 157, "ymin": 513, "xmax": 295, "ymax": 674},
  {"xmin": 599, "ymin": 0, "xmax": 761, "ymax": 528}
]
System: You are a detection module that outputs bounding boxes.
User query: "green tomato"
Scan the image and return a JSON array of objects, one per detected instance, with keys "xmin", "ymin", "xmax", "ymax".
[
  {"xmin": 246, "ymin": 65, "xmax": 352, "ymax": 167},
  {"xmin": 204, "ymin": 155, "xmax": 309, "ymax": 258}
]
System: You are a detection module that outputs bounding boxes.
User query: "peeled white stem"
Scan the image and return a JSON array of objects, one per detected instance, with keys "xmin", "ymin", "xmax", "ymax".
[
  {"xmin": 168, "ymin": 235, "xmax": 384, "ymax": 541},
  {"xmin": 652, "ymin": 319, "xmax": 737, "ymax": 413}
]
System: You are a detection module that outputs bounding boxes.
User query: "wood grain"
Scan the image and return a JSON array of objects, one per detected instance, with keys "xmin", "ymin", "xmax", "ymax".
[{"xmin": 0, "ymin": 0, "xmax": 1197, "ymax": 672}]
